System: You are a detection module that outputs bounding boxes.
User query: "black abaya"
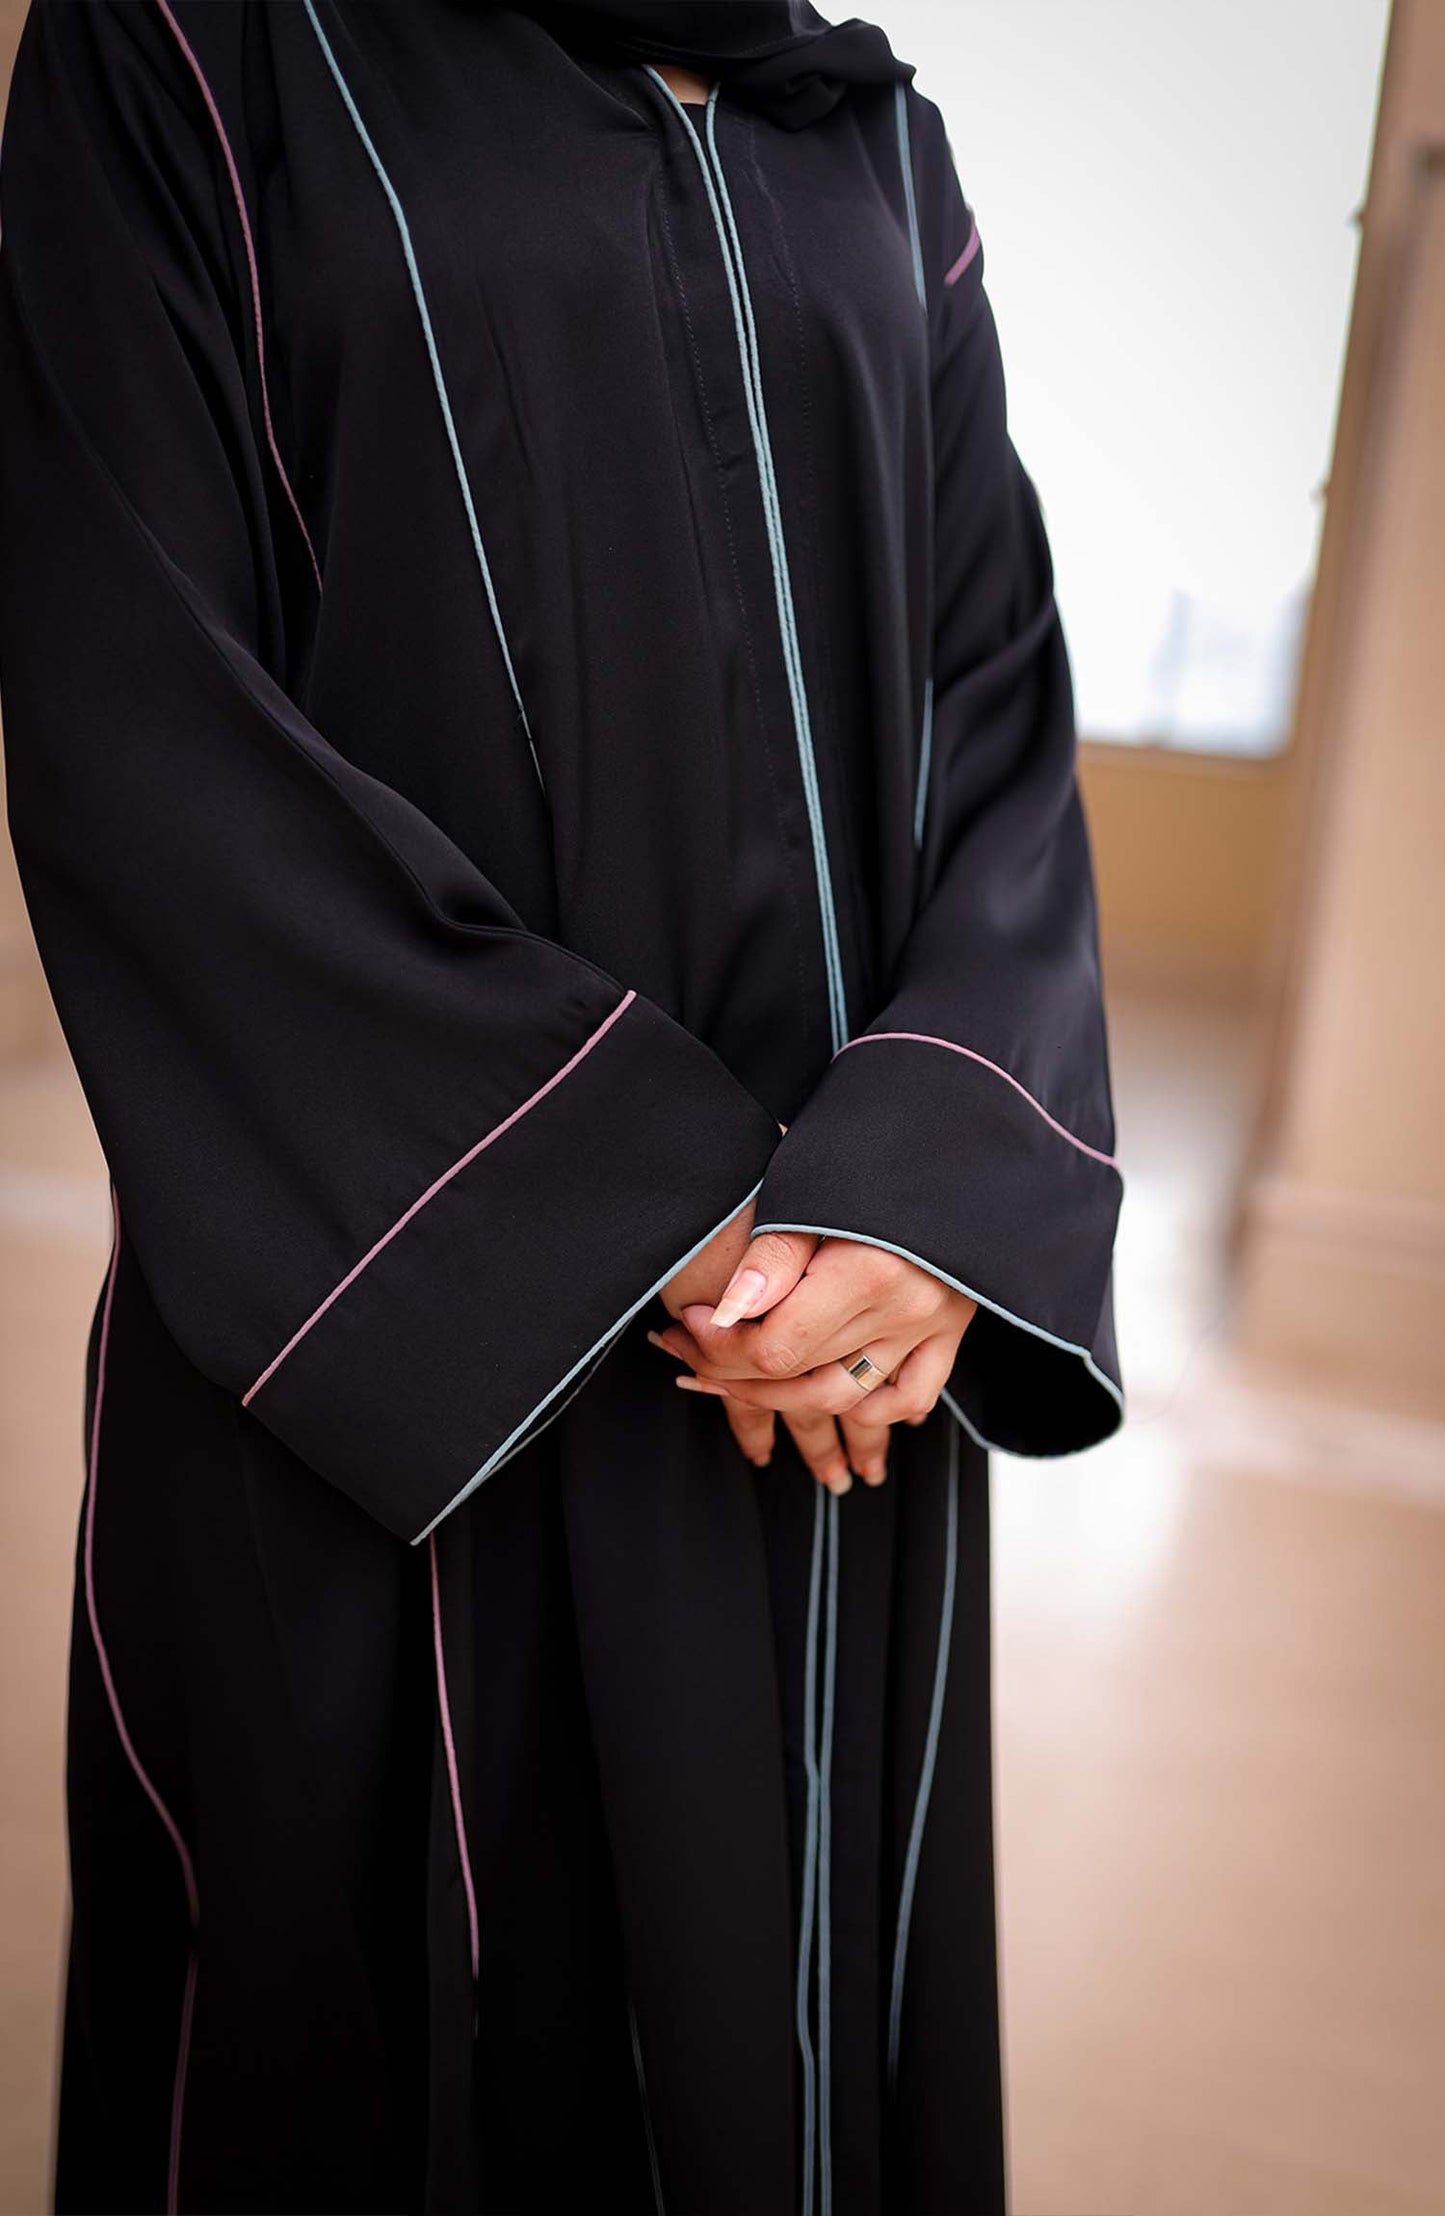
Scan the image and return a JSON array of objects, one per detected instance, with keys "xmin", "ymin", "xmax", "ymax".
[{"xmin": 0, "ymin": 4, "xmax": 1123, "ymax": 2209}]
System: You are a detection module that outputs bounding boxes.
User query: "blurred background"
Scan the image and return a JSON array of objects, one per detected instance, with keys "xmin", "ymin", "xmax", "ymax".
[{"xmin": 1, "ymin": 1, "xmax": 1441, "ymax": 2211}]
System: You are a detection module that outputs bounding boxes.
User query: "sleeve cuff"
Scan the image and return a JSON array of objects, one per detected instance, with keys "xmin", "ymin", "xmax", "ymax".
[
  {"xmin": 751, "ymin": 1033, "xmax": 1124, "ymax": 1457},
  {"xmin": 241, "ymin": 991, "xmax": 781, "ymax": 1539}
]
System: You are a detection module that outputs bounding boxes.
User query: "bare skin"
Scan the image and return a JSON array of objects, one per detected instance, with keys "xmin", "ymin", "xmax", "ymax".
[
  {"xmin": 660, "ymin": 1204, "xmax": 977, "ymax": 1497},
  {"xmin": 655, "ymin": 62, "xmax": 714, "ymax": 103}
]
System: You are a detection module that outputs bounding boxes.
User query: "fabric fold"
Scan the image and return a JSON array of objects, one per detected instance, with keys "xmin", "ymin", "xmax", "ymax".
[{"xmin": 0, "ymin": 2, "xmax": 780, "ymax": 1544}]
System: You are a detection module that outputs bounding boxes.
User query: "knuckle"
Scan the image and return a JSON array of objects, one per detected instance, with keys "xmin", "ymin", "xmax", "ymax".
[
  {"xmin": 752, "ymin": 1231, "xmax": 811, "ymax": 1275},
  {"xmin": 898, "ymin": 1278, "xmax": 939, "ymax": 1325},
  {"xmin": 852, "ymin": 1244, "xmax": 895, "ymax": 1292},
  {"xmin": 754, "ymin": 1334, "xmax": 802, "ymax": 1379}
]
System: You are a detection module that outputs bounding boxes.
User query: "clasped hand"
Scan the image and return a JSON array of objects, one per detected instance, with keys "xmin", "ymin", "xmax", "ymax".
[{"xmin": 654, "ymin": 1207, "xmax": 976, "ymax": 1496}]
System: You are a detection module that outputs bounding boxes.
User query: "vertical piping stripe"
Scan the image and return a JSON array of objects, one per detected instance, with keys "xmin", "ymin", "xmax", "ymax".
[
  {"xmin": 817, "ymin": 1491, "xmax": 840, "ymax": 2216},
  {"xmin": 701, "ymin": 97, "xmax": 849, "ymax": 1056},
  {"xmin": 429, "ymin": 1534, "xmax": 480, "ymax": 1985},
  {"xmin": 894, "ymin": 87, "xmax": 935, "ymax": 852},
  {"xmin": 641, "ymin": 79, "xmax": 851, "ymax": 2206},
  {"xmin": 154, "ymin": 0, "xmax": 323, "ymax": 595},
  {"xmin": 299, "ymin": 0, "xmax": 543, "ymax": 789},
  {"xmin": 794, "ymin": 1488, "xmax": 825, "ymax": 2216},
  {"xmin": 911, "ymin": 676, "xmax": 934, "ymax": 851},
  {"xmin": 629, "ymin": 2000, "xmax": 667, "ymax": 2216},
  {"xmin": 645, "ymin": 69, "xmax": 849, "ymax": 1054},
  {"xmin": 894, "ymin": 85, "xmax": 928, "ymax": 309},
  {"xmin": 85, "ymin": 1194, "xmax": 200, "ymax": 2216},
  {"xmin": 886, "ymin": 1418, "xmax": 960, "ymax": 2087}
]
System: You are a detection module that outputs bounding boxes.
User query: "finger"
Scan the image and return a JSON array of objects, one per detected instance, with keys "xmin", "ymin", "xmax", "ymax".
[
  {"xmin": 723, "ymin": 1395, "xmax": 776, "ymax": 1469},
  {"xmin": 782, "ymin": 1410, "xmax": 852, "ymax": 1497},
  {"xmin": 719, "ymin": 1236, "xmax": 943, "ymax": 1381},
  {"xmin": 841, "ymin": 1331, "xmax": 960, "ymax": 1431},
  {"xmin": 647, "ymin": 1323, "xmax": 717, "ymax": 1369},
  {"xmin": 673, "ymin": 1335, "xmax": 917, "ymax": 1416},
  {"xmin": 649, "ymin": 1321, "xmax": 799, "ymax": 1384},
  {"xmin": 708, "ymin": 1229, "xmax": 819, "ymax": 1330},
  {"xmin": 651, "ymin": 1316, "xmax": 856, "ymax": 1386},
  {"xmin": 690, "ymin": 1242, "xmax": 869, "ymax": 1380},
  {"xmin": 839, "ymin": 1404, "xmax": 893, "ymax": 1486}
]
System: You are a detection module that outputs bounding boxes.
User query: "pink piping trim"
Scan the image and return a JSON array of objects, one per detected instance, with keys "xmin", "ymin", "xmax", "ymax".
[
  {"xmin": 943, "ymin": 218, "xmax": 980, "ymax": 288},
  {"xmin": 838, "ymin": 1031, "xmax": 1119, "ymax": 1168},
  {"xmin": 430, "ymin": 1536, "xmax": 480, "ymax": 1984},
  {"xmin": 86, "ymin": 1193, "xmax": 201, "ymax": 2216},
  {"xmin": 243, "ymin": 990, "xmax": 637, "ymax": 1405},
  {"xmin": 154, "ymin": 0, "xmax": 324, "ymax": 595}
]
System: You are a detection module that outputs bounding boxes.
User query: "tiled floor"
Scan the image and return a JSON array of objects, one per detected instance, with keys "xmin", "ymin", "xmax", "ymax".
[{"xmin": 1, "ymin": 992, "xmax": 1442, "ymax": 2215}]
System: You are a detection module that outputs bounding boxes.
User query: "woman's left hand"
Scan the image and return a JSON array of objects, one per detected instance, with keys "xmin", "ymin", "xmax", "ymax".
[{"xmin": 648, "ymin": 1231, "xmax": 976, "ymax": 1490}]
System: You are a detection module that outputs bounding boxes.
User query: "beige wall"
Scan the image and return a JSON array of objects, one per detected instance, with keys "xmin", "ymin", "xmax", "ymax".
[
  {"xmin": 1079, "ymin": 745, "xmax": 1288, "ymax": 999},
  {"xmin": 1237, "ymin": 0, "xmax": 1445, "ymax": 1413}
]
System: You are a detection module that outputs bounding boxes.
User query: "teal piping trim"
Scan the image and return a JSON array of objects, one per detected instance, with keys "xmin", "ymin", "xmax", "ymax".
[
  {"xmin": 940, "ymin": 1383, "xmax": 992, "ymax": 1452},
  {"xmin": 912, "ymin": 676, "xmax": 934, "ymax": 851},
  {"xmin": 411, "ymin": 1177, "xmax": 766, "ymax": 1542},
  {"xmin": 894, "ymin": 84, "xmax": 928, "ymax": 307},
  {"xmin": 817, "ymin": 1491, "xmax": 840, "ymax": 2216},
  {"xmin": 894, "ymin": 84, "xmax": 934, "ymax": 850},
  {"xmin": 629, "ymin": 2000, "xmax": 666, "ymax": 2216},
  {"xmin": 795, "ymin": 1490, "xmax": 825, "ymax": 2216},
  {"xmin": 644, "ymin": 68, "xmax": 849, "ymax": 1055},
  {"xmin": 750, "ymin": 1221, "xmax": 1127, "ymax": 1441},
  {"xmin": 643, "ymin": 78, "xmax": 855, "ymax": 2207},
  {"xmin": 694, "ymin": 96, "xmax": 848, "ymax": 2206},
  {"xmin": 702, "ymin": 98, "xmax": 849, "ymax": 1054},
  {"xmin": 300, "ymin": 1, "xmax": 543, "ymax": 790},
  {"xmin": 885, "ymin": 1418, "xmax": 959, "ymax": 2086}
]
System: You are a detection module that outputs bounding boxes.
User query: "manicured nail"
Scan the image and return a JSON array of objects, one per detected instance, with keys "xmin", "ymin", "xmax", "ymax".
[
  {"xmin": 711, "ymin": 1267, "xmax": 769, "ymax": 1330},
  {"xmin": 675, "ymin": 1375, "xmax": 725, "ymax": 1396},
  {"xmin": 646, "ymin": 1329, "xmax": 683, "ymax": 1359},
  {"xmin": 751, "ymin": 1453, "xmax": 773, "ymax": 1468},
  {"xmin": 859, "ymin": 1460, "xmax": 887, "ymax": 1486},
  {"xmin": 824, "ymin": 1466, "xmax": 852, "ymax": 1495}
]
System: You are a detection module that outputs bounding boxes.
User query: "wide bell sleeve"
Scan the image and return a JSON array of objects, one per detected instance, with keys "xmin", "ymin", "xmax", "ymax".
[
  {"xmin": 752, "ymin": 95, "xmax": 1123, "ymax": 1456},
  {"xmin": 0, "ymin": 2, "xmax": 780, "ymax": 1543}
]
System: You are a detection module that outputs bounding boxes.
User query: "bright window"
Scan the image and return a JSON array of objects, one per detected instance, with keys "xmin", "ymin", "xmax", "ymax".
[{"xmin": 888, "ymin": 0, "xmax": 1391, "ymax": 754}]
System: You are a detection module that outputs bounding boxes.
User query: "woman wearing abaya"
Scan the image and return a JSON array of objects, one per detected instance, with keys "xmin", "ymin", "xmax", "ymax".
[{"xmin": 0, "ymin": 2, "xmax": 1123, "ymax": 2209}]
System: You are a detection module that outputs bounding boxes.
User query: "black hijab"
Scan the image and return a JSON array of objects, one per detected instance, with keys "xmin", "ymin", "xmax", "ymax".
[{"xmin": 497, "ymin": 1, "xmax": 914, "ymax": 126}]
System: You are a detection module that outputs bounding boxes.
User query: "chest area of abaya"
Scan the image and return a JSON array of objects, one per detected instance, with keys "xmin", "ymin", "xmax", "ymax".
[
  {"xmin": 250, "ymin": 1, "xmax": 933, "ymax": 1111},
  {"xmin": 264, "ymin": 6, "xmax": 926, "ymax": 577}
]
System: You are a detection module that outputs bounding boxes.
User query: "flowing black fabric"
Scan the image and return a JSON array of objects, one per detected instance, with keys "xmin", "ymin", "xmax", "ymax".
[
  {"xmin": 0, "ymin": 2, "xmax": 1121, "ymax": 2209},
  {"xmin": 493, "ymin": 1, "xmax": 914, "ymax": 126}
]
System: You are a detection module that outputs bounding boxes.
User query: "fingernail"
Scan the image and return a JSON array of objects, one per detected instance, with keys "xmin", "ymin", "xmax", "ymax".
[
  {"xmin": 646, "ymin": 1329, "xmax": 679, "ymax": 1357},
  {"xmin": 675, "ymin": 1375, "xmax": 724, "ymax": 1396},
  {"xmin": 711, "ymin": 1267, "xmax": 769, "ymax": 1330},
  {"xmin": 826, "ymin": 1467, "xmax": 852, "ymax": 1495},
  {"xmin": 751, "ymin": 1453, "xmax": 773, "ymax": 1468},
  {"xmin": 860, "ymin": 1460, "xmax": 887, "ymax": 1486}
]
